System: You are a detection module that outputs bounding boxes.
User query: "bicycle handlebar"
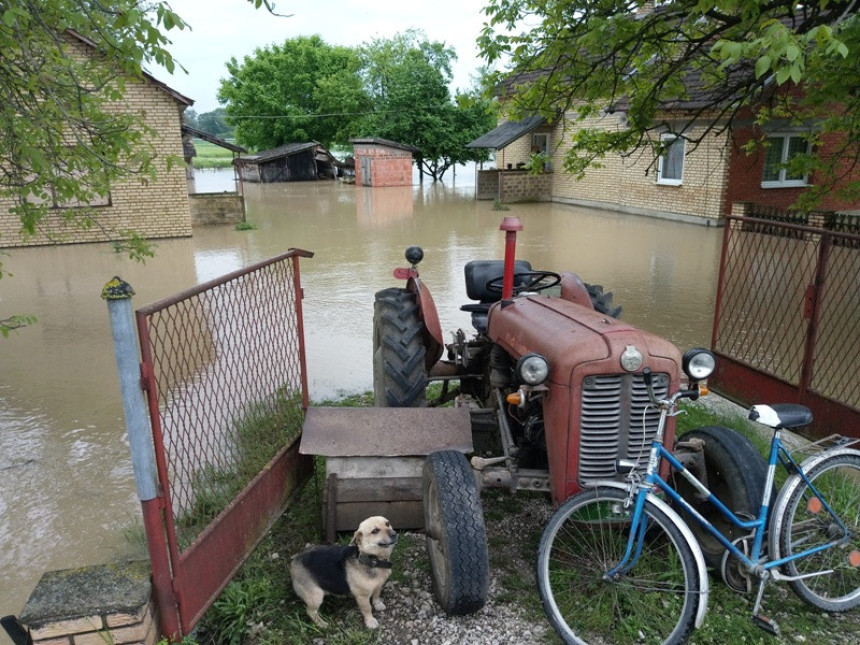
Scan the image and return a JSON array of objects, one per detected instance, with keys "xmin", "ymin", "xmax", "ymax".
[{"xmin": 643, "ymin": 367, "xmax": 701, "ymax": 407}]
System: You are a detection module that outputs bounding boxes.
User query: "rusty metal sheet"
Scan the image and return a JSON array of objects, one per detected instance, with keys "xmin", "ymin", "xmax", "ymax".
[{"xmin": 300, "ymin": 406, "xmax": 473, "ymax": 457}]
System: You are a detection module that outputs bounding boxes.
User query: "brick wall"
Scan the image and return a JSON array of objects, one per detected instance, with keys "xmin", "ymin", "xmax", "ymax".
[
  {"xmin": 20, "ymin": 561, "xmax": 160, "ymax": 645},
  {"xmin": 189, "ymin": 193, "xmax": 246, "ymax": 226},
  {"xmin": 726, "ymin": 126, "xmax": 860, "ymax": 212},
  {"xmin": 352, "ymin": 143, "xmax": 414, "ymax": 187},
  {"xmin": 495, "ymin": 112, "xmax": 730, "ymax": 222},
  {"xmin": 477, "ymin": 170, "xmax": 500, "ymax": 199},
  {"xmin": 551, "ymin": 113, "xmax": 729, "ymax": 221},
  {"xmin": 0, "ymin": 38, "xmax": 192, "ymax": 249},
  {"xmin": 499, "ymin": 171, "xmax": 553, "ymax": 202}
]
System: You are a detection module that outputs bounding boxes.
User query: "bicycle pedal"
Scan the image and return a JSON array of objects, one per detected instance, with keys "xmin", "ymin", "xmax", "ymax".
[{"xmin": 752, "ymin": 614, "xmax": 780, "ymax": 636}]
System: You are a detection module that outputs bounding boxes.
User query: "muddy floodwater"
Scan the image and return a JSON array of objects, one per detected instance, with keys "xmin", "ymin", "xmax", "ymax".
[{"xmin": 0, "ymin": 166, "xmax": 723, "ymax": 631}]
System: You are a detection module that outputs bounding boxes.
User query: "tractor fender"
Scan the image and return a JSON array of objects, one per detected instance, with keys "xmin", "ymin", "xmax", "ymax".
[
  {"xmin": 590, "ymin": 480, "xmax": 710, "ymax": 629},
  {"xmin": 406, "ymin": 276, "xmax": 444, "ymax": 367},
  {"xmin": 559, "ymin": 272, "xmax": 595, "ymax": 310}
]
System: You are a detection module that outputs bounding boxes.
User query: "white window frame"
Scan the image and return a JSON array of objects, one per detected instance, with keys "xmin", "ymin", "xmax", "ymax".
[
  {"xmin": 761, "ymin": 133, "xmax": 810, "ymax": 188},
  {"xmin": 656, "ymin": 133, "xmax": 685, "ymax": 186}
]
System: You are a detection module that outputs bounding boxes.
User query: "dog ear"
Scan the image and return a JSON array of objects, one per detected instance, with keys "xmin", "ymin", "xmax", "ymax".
[{"xmin": 350, "ymin": 529, "xmax": 362, "ymax": 547}]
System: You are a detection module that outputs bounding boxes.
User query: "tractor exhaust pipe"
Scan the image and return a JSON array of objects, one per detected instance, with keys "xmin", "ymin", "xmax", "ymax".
[{"xmin": 499, "ymin": 216, "xmax": 523, "ymax": 300}]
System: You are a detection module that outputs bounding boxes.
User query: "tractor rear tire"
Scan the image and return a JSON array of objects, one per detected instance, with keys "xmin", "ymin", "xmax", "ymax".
[
  {"xmin": 585, "ymin": 283, "xmax": 622, "ymax": 318},
  {"xmin": 373, "ymin": 287, "xmax": 427, "ymax": 407},
  {"xmin": 423, "ymin": 450, "xmax": 489, "ymax": 615},
  {"xmin": 673, "ymin": 425, "xmax": 768, "ymax": 570}
]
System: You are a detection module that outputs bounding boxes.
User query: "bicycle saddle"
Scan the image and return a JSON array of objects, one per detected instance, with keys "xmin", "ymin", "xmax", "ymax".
[{"xmin": 748, "ymin": 403, "xmax": 813, "ymax": 429}]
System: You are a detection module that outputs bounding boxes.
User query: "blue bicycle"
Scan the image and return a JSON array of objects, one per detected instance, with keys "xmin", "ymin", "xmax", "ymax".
[{"xmin": 536, "ymin": 348, "xmax": 860, "ymax": 644}]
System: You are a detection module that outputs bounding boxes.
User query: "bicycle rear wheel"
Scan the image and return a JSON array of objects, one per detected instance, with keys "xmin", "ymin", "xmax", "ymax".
[
  {"xmin": 772, "ymin": 451, "xmax": 860, "ymax": 611},
  {"xmin": 537, "ymin": 486, "xmax": 702, "ymax": 645}
]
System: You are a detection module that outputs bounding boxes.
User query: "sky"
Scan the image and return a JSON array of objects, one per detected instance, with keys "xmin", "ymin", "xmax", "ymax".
[{"xmin": 152, "ymin": 0, "xmax": 494, "ymax": 114}]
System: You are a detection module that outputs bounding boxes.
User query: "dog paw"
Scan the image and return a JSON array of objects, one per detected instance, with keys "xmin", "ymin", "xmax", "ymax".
[
  {"xmin": 364, "ymin": 616, "xmax": 379, "ymax": 629},
  {"xmin": 373, "ymin": 600, "xmax": 386, "ymax": 612}
]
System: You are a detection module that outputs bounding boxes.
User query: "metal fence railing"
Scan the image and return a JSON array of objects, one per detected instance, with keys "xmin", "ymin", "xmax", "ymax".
[
  {"xmin": 135, "ymin": 249, "xmax": 314, "ymax": 639},
  {"xmin": 711, "ymin": 215, "xmax": 860, "ymax": 438}
]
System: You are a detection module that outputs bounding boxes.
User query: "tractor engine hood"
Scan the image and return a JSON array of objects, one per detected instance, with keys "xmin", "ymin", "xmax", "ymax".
[{"xmin": 487, "ymin": 295, "xmax": 681, "ymax": 383}]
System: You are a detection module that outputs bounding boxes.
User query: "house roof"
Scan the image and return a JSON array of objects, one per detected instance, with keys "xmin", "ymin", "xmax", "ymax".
[
  {"xmin": 349, "ymin": 138, "xmax": 420, "ymax": 153},
  {"xmin": 237, "ymin": 141, "xmax": 321, "ymax": 164},
  {"xmin": 66, "ymin": 30, "xmax": 194, "ymax": 107},
  {"xmin": 466, "ymin": 115, "xmax": 547, "ymax": 149},
  {"xmin": 181, "ymin": 125, "xmax": 246, "ymax": 153}
]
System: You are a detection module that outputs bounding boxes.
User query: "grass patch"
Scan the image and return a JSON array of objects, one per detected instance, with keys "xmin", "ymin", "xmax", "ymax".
[
  {"xmin": 234, "ymin": 221, "xmax": 257, "ymax": 231},
  {"xmin": 193, "ymin": 139, "xmax": 239, "ymax": 169},
  {"xmin": 175, "ymin": 390, "xmax": 304, "ymax": 547},
  {"xmin": 186, "ymin": 392, "xmax": 860, "ymax": 645}
]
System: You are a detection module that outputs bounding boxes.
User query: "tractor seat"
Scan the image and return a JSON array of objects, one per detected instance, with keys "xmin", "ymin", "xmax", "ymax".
[{"xmin": 461, "ymin": 259, "xmax": 532, "ymax": 332}]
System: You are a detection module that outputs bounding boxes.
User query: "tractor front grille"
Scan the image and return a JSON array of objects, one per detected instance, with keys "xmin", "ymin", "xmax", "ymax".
[{"xmin": 578, "ymin": 372, "xmax": 669, "ymax": 485}]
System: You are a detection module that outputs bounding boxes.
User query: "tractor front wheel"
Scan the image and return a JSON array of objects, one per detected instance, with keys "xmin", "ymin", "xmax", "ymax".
[
  {"xmin": 373, "ymin": 287, "xmax": 427, "ymax": 407},
  {"xmin": 423, "ymin": 450, "xmax": 489, "ymax": 615}
]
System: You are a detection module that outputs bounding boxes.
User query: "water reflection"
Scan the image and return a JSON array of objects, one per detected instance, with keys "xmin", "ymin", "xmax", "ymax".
[{"xmin": 0, "ymin": 166, "xmax": 722, "ymax": 630}]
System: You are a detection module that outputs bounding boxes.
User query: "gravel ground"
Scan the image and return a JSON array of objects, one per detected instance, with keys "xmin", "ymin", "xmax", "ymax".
[{"xmin": 349, "ymin": 492, "xmax": 557, "ymax": 645}]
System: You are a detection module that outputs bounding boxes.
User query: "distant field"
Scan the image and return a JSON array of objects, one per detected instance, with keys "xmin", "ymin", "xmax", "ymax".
[{"xmin": 192, "ymin": 139, "xmax": 238, "ymax": 169}]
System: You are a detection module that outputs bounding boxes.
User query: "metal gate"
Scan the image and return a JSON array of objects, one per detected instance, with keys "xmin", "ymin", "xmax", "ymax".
[
  {"xmin": 711, "ymin": 214, "xmax": 860, "ymax": 437},
  {"xmin": 135, "ymin": 249, "xmax": 315, "ymax": 639}
]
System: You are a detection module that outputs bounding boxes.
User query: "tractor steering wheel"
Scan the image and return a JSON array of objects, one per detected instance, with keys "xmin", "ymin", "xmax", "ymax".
[{"xmin": 486, "ymin": 271, "xmax": 562, "ymax": 295}]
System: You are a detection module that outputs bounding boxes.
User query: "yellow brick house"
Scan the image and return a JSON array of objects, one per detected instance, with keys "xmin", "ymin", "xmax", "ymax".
[
  {"xmin": 468, "ymin": 111, "xmax": 730, "ymax": 226},
  {"xmin": 0, "ymin": 31, "xmax": 195, "ymax": 249}
]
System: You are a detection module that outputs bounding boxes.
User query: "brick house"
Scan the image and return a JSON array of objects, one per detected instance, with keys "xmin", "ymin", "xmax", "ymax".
[
  {"xmin": 0, "ymin": 31, "xmax": 195, "ymax": 249},
  {"xmin": 472, "ymin": 105, "xmax": 860, "ymax": 225},
  {"xmin": 350, "ymin": 138, "xmax": 418, "ymax": 187}
]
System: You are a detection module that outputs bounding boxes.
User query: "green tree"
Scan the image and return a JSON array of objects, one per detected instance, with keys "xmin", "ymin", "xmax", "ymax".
[
  {"xmin": 218, "ymin": 35, "xmax": 370, "ymax": 151},
  {"xmin": 360, "ymin": 32, "xmax": 497, "ymax": 181},
  {"xmin": 184, "ymin": 108, "xmax": 200, "ymax": 129},
  {"xmin": 198, "ymin": 108, "xmax": 234, "ymax": 139},
  {"xmin": 479, "ymin": 0, "xmax": 860, "ymax": 208}
]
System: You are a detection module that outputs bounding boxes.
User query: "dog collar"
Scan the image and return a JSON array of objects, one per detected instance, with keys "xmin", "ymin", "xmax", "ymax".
[{"xmin": 357, "ymin": 553, "xmax": 393, "ymax": 569}]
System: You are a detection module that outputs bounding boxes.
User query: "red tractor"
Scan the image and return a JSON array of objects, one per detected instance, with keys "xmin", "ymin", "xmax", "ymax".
[{"xmin": 372, "ymin": 216, "xmax": 767, "ymax": 618}]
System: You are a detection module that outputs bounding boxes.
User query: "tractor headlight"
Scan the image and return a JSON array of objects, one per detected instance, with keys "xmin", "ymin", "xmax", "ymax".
[
  {"xmin": 516, "ymin": 353, "xmax": 550, "ymax": 385},
  {"xmin": 682, "ymin": 348, "xmax": 716, "ymax": 381}
]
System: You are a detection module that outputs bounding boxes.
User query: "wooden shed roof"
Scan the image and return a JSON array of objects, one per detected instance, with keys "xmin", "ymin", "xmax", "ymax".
[
  {"xmin": 238, "ymin": 141, "xmax": 320, "ymax": 164},
  {"xmin": 181, "ymin": 125, "xmax": 246, "ymax": 153}
]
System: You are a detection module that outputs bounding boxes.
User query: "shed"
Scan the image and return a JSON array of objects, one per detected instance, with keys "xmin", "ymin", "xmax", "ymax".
[
  {"xmin": 350, "ymin": 138, "xmax": 419, "ymax": 187},
  {"xmin": 233, "ymin": 141, "xmax": 340, "ymax": 183}
]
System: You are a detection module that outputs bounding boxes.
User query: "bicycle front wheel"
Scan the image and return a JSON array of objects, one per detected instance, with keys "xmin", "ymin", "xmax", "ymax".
[
  {"xmin": 537, "ymin": 486, "xmax": 702, "ymax": 645},
  {"xmin": 773, "ymin": 451, "xmax": 860, "ymax": 611}
]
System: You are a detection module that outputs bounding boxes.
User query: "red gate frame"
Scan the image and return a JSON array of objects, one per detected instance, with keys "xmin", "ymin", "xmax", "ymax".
[{"xmin": 135, "ymin": 250, "xmax": 315, "ymax": 640}]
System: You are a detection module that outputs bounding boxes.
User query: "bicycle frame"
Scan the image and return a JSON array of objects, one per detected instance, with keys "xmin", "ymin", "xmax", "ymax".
[{"xmin": 610, "ymin": 412, "xmax": 853, "ymax": 585}]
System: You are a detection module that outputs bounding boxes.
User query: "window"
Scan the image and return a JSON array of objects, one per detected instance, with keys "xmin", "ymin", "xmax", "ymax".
[
  {"xmin": 532, "ymin": 133, "xmax": 548, "ymax": 155},
  {"xmin": 762, "ymin": 134, "xmax": 809, "ymax": 187},
  {"xmin": 657, "ymin": 134, "xmax": 685, "ymax": 185}
]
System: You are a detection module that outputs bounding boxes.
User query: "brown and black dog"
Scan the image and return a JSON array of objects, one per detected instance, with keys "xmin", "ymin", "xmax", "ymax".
[{"xmin": 290, "ymin": 516, "xmax": 398, "ymax": 629}]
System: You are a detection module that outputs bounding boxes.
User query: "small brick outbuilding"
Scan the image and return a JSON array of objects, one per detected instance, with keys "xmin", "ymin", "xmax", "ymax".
[{"xmin": 350, "ymin": 138, "xmax": 418, "ymax": 187}]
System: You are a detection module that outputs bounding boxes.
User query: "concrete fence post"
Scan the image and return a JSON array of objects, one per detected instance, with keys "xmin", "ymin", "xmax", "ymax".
[{"xmin": 101, "ymin": 276, "xmax": 157, "ymax": 501}]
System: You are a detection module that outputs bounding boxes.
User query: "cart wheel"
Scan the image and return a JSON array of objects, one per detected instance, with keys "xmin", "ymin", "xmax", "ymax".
[{"xmin": 423, "ymin": 450, "xmax": 488, "ymax": 615}]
